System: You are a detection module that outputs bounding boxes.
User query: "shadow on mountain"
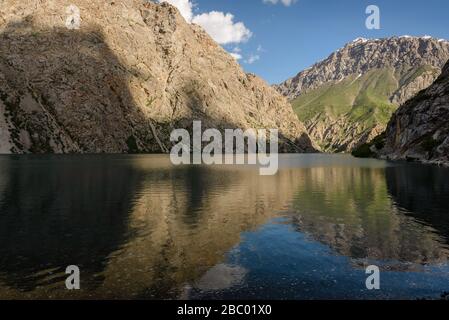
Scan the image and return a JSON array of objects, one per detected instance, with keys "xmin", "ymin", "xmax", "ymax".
[
  {"xmin": 0, "ymin": 17, "xmax": 166, "ymax": 152},
  {"xmin": 0, "ymin": 17, "xmax": 309, "ymax": 154}
]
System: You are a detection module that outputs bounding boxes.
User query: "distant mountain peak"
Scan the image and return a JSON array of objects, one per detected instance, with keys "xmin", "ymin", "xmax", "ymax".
[
  {"xmin": 277, "ymin": 35, "xmax": 449, "ymax": 100},
  {"xmin": 275, "ymin": 35, "xmax": 449, "ymax": 153}
]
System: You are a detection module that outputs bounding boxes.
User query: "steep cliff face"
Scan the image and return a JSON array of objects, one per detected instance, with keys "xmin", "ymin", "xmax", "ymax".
[
  {"xmin": 0, "ymin": 0, "xmax": 315, "ymax": 154},
  {"xmin": 381, "ymin": 60, "xmax": 449, "ymax": 165},
  {"xmin": 276, "ymin": 37, "xmax": 449, "ymax": 152}
]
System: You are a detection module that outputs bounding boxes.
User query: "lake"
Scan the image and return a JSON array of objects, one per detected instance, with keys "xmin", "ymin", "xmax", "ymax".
[{"xmin": 0, "ymin": 154, "xmax": 448, "ymax": 299}]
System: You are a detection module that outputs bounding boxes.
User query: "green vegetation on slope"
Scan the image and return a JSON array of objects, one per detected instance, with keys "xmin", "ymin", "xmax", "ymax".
[
  {"xmin": 352, "ymin": 132, "xmax": 386, "ymax": 158},
  {"xmin": 290, "ymin": 66, "xmax": 439, "ymax": 152},
  {"xmin": 292, "ymin": 68, "xmax": 398, "ymax": 126}
]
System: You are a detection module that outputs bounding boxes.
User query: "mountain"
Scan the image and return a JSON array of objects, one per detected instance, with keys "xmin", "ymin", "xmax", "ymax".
[
  {"xmin": 276, "ymin": 36, "xmax": 449, "ymax": 152},
  {"xmin": 0, "ymin": 0, "xmax": 315, "ymax": 154},
  {"xmin": 379, "ymin": 60, "xmax": 449, "ymax": 165}
]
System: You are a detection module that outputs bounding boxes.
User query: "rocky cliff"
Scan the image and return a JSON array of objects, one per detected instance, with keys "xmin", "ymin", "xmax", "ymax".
[
  {"xmin": 380, "ymin": 60, "xmax": 449, "ymax": 165},
  {"xmin": 0, "ymin": 0, "xmax": 315, "ymax": 154},
  {"xmin": 276, "ymin": 37, "xmax": 449, "ymax": 152}
]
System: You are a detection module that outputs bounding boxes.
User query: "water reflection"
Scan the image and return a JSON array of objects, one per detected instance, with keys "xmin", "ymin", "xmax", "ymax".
[
  {"xmin": 0, "ymin": 155, "xmax": 141, "ymax": 294},
  {"xmin": 289, "ymin": 164, "xmax": 449, "ymax": 267},
  {"xmin": 0, "ymin": 155, "xmax": 448, "ymax": 299},
  {"xmin": 386, "ymin": 164, "xmax": 449, "ymax": 243}
]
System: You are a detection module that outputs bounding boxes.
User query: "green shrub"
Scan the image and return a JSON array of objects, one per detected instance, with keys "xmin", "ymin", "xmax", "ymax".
[
  {"xmin": 373, "ymin": 133, "xmax": 386, "ymax": 149},
  {"xmin": 126, "ymin": 135, "xmax": 139, "ymax": 153},
  {"xmin": 352, "ymin": 132, "xmax": 386, "ymax": 158},
  {"xmin": 352, "ymin": 143, "xmax": 374, "ymax": 158},
  {"xmin": 421, "ymin": 136, "xmax": 439, "ymax": 152}
]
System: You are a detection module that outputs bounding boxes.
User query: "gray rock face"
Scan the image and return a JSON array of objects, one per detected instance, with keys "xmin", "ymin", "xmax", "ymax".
[
  {"xmin": 0, "ymin": 0, "xmax": 316, "ymax": 154},
  {"xmin": 381, "ymin": 60, "xmax": 449, "ymax": 165}
]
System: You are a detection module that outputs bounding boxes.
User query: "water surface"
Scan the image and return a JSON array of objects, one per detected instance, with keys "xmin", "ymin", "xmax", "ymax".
[{"xmin": 0, "ymin": 154, "xmax": 448, "ymax": 299}]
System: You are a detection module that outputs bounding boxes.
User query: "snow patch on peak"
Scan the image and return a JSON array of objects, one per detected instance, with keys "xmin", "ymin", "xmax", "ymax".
[
  {"xmin": 398, "ymin": 35, "xmax": 445, "ymax": 41},
  {"xmin": 352, "ymin": 37, "xmax": 368, "ymax": 43}
]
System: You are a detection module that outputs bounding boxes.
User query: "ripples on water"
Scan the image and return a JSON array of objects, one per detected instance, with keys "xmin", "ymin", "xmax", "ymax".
[{"xmin": 0, "ymin": 154, "xmax": 448, "ymax": 299}]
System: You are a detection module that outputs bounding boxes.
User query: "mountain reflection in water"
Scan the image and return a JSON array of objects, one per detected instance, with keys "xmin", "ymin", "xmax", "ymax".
[{"xmin": 0, "ymin": 154, "xmax": 448, "ymax": 299}]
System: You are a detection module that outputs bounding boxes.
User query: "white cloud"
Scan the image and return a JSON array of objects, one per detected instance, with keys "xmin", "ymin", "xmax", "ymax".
[
  {"xmin": 159, "ymin": 0, "xmax": 193, "ymax": 22},
  {"xmin": 263, "ymin": 0, "xmax": 297, "ymax": 6},
  {"xmin": 159, "ymin": 0, "xmax": 252, "ymax": 45},
  {"xmin": 229, "ymin": 52, "xmax": 242, "ymax": 60},
  {"xmin": 192, "ymin": 12, "xmax": 252, "ymax": 45},
  {"xmin": 245, "ymin": 54, "xmax": 260, "ymax": 64}
]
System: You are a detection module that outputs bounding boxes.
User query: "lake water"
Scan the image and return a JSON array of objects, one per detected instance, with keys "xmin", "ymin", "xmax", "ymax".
[{"xmin": 0, "ymin": 154, "xmax": 448, "ymax": 300}]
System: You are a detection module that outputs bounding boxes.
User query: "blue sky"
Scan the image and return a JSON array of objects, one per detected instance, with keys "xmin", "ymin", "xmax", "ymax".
[{"xmin": 164, "ymin": 0, "xmax": 449, "ymax": 84}]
